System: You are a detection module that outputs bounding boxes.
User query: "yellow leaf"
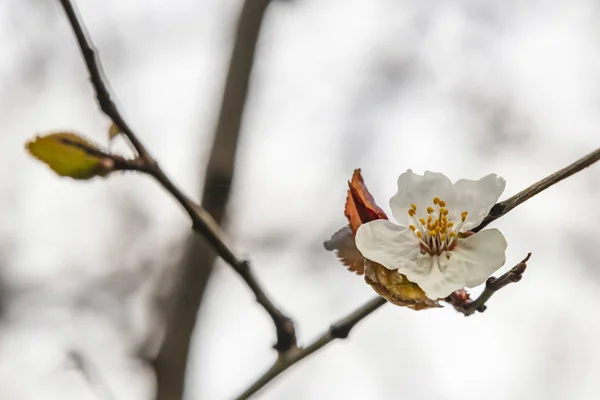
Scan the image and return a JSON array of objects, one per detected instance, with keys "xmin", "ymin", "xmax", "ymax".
[
  {"xmin": 25, "ymin": 132, "xmax": 114, "ymax": 180},
  {"xmin": 108, "ymin": 122, "xmax": 121, "ymax": 141}
]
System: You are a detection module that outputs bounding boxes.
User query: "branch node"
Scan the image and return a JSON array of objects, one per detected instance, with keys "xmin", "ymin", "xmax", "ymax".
[
  {"xmin": 273, "ymin": 318, "xmax": 297, "ymax": 352},
  {"xmin": 330, "ymin": 324, "xmax": 351, "ymax": 339}
]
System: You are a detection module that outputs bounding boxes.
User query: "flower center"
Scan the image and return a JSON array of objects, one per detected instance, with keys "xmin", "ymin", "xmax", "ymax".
[{"xmin": 407, "ymin": 197, "xmax": 468, "ymax": 257}]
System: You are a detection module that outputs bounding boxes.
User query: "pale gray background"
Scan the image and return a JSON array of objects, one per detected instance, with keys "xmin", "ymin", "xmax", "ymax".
[{"xmin": 1, "ymin": 0, "xmax": 600, "ymax": 399}]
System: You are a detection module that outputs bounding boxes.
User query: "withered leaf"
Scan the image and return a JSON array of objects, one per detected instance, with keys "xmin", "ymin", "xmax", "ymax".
[
  {"xmin": 344, "ymin": 169, "xmax": 388, "ymax": 234},
  {"xmin": 324, "ymin": 226, "xmax": 366, "ymax": 275},
  {"xmin": 108, "ymin": 122, "xmax": 122, "ymax": 142}
]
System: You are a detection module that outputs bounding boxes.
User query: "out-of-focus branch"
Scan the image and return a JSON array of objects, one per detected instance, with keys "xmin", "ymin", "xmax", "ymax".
[
  {"xmin": 153, "ymin": 1, "xmax": 290, "ymax": 399},
  {"xmin": 236, "ymin": 296, "xmax": 387, "ymax": 400},
  {"xmin": 473, "ymin": 147, "xmax": 600, "ymax": 232},
  {"xmin": 56, "ymin": 1, "xmax": 296, "ymax": 399},
  {"xmin": 66, "ymin": 350, "xmax": 116, "ymax": 400},
  {"xmin": 446, "ymin": 253, "xmax": 531, "ymax": 316}
]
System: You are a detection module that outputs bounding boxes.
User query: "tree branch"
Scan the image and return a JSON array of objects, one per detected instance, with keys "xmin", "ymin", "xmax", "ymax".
[
  {"xmin": 152, "ymin": 1, "xmax": 289, "ymax": 398},
  {"xmin": 473, "ymin": 147, "xmax": 600, "ymax": 232},
  {"xmin": 446, "ymin": 253, "xmax": 531, "ymax": 316},
  {"xmin": 236, "ymin": 296, "xmax": 387, "ymax": 400},
  {"xmin": 237, "ymin": 147, "xmax": 600, "ymax": 396},
  {"xmin": 56, "ymin": 0, "xmax": 296, "ymax": 392},
  {"xmin": 57, "ymin": 0, "xmax": 152, "ymax": 162}
]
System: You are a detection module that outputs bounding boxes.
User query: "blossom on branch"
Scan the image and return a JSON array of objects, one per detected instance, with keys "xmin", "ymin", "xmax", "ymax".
[{"xmin": 355, "ymin": 170, "xmax": 507, "ymax": 299}]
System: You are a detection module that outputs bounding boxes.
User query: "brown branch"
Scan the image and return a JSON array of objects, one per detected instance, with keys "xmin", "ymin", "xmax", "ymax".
[
  {"xmin": 447, "ymin": 253, "xmax": 531, "ymax": 316},
  {"xmin": 152, "ymin": 1, "xmax": 289, "ymax": 399},
  {"xmin": 473, "ymin": 147, "xmax": 600, "ymax": 232},
  {"xmin": 57, "ymin": 0, "xmax": 152, "ymax": 162},
  {"xmin": 236, "ymin": 296, "xmax": 387, "ymax": 400},
  {"xmin": 56, "ymin": 0, "xmax": 296, "ymax": 396}
]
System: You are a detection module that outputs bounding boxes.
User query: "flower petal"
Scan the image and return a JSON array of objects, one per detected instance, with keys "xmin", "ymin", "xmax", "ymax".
[
  {"xmin": 355, "ymin": 219, "xmax": 421, "ymax": 271},
  {"xmin": 451, "ymin": 228, "xmax": 508, "ymax": 288},
  {"xmin": 452, "ymin": 174, "xmax": 506, "ymax": 230},
  {"xmin": 390, "ymin": 170, "xmax": 456, "ymax": 224},
  {"xmin": 402, "ymin": 254, "xmax": 468, "ymax": 299}
]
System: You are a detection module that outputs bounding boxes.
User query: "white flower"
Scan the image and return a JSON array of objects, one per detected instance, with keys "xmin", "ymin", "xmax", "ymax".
[{"xmin": 355, "ymin": 170, "xmax": 508, "ymax": 300}]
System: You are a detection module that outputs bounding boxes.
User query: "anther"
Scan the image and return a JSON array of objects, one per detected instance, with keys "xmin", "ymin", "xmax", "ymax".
[
  {"xmin": 410, "ymin": 203, "xmax": 417, "ymax": 210},
  {"xmin": 461, "ymin": 211, "xmax": 468, "ymax": 221},
  {"xmin": 427, "ymin": 206, "xmax": 434, "ymax": 214},
  {"xmin": 439, "ymin": 200, "xmax": 446, "ymax": 207},
  {"xmin": 409, "ymin": 225, "xmax": 416, "ymax": 231},
  {"xmin": 416, "ymin": 231, "xmax": 423, "ymax": 238},
  {"xmin": 433, "ymin": 197, "xmax": 440, "ymax": 205},
  {"xmin": 408, "ymin": 209, "xmax": 416, "ymax": 217}
]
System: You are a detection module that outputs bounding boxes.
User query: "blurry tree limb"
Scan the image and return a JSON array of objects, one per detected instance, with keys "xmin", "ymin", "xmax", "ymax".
[
  {"xmin": 152, "ymin": 1, "xmax": 287, "ymax": 399},
  {"xmin": 66, "ymin": 350, "xmax": 116, "ymax": 400},
  {"xmin": 236, "ymin": 296, "xmax": 387, "ymax": 400},
  {"xmin": 446, "ymin": 253, "xmax": 531, "ymax": 316},
  {"xmin": 473, "ymin": 147, "xmax": 600, "ymax": 232},
  {"xmin": 56, "ymin": 1, "xmax": 296, "ymax": 399}
]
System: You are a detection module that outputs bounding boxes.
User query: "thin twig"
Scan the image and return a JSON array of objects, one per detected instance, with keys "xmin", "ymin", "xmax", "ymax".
[
  {"xmin": 58, "ymin": 0, "xmax": 152, "ymax": 162},
  {"xmin": 446, "ymin": 253, "xmax": 531, "ymax": 316},
  {"xmin": 473, "ymin": 147, "xmax": 600, "ymax": 232},
  {"xmin": 57, "ymin": 0, "xmax": 294, "ymax": 361},
  {"xmin": 236, "ymin": 296, "xmax": 387, "ymax": 400}
]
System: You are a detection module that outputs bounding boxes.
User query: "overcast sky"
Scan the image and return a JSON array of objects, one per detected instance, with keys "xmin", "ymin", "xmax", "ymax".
[{"xmin": 1, "ymin": 0, "xmax": 600, "ymax": 399}]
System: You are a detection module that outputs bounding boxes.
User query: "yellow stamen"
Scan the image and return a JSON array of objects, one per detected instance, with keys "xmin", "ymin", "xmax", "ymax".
[
  {"xmin": 416, "ymin": 231, "xmax": 423, "ymax": 238},
  {"xmin": 409, "ymin": 225, "xmax": 416, "ymax": 231},
  {"xmin": 419, "ymin": 218, "xmax": 426, "ymax": 225},
  {"xmin": 408, "ymin": 209, "xmax": 416, "ymax": 217},
  {"xmin": 433, "ymin": 197, "xmax": 440, "ymax": 205},
  {"xmin": 439, "ymin": 200, "xmax": 446, "ymax": 207},
  {"xmin": 449, "ymin": 232, "xmax": 457, "ymax": 238},
  {"xmin": 440, "ymin": 233, "xmax": 446, "ymax": 241},
  {"xmin": 427, "ymin": 206, "xmax": 434, "ymax": 214},
  {"xmin": 427, "ymin": 215, "xmax": 432, "ymax": 223},
  {"xmin": 461, "ymin": 211, "xmax": 468, "ymax": 221},
  {"xmin": 410, "ymin": 203, "xmax": 417, "ymax": 210},
  {"xmin": 447, "ymin": 222, "xmax": 454, "ymax": 228},
  {"xmin": 429, "ymin": 230, "xmax": 436, "ymax": 236}
]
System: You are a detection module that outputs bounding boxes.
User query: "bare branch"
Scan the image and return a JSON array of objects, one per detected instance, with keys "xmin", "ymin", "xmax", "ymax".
[
  {"xmin": 236, "ymin": 296, "xmax": 387, "ymax": 400},
  {"xmin": 56, "ymin": 0, "xmax": 295, "ymax": 391},
  {"xmin": 57, "ymin": 0, "xmax": 152, "ymax": 162},
  {"xmin": 473, "ymin": 147, "xmax": 600, "ymax": 232},
  {"xmin": 446, "ymin": 253, "xmax": 531, "ymax": 316},
  {"xmin": 153, "ymin": 1, "xmax": 292, "ymax": 398}
]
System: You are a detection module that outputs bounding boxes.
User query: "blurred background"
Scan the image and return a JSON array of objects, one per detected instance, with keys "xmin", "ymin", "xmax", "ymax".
[{"xmin": 1, "ymin": 0, "xmax": 600, "ymax": 399}]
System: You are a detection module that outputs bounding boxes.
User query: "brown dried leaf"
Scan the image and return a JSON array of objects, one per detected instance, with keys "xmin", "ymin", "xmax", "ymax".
[
  {"xmin": 345, "ymin": 169, "xmax": 388, "ymax": 234},
  {"xmin": 364, "ymin": 261, "xmax": 441, "ymax": 310},
  {"xmin": 324, "ymin": 226, "xmax": 366, "ymax": 275},
  {"xmin": 108, "ymin": 122, "xmax": 121, "ymax": 141}
]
